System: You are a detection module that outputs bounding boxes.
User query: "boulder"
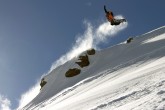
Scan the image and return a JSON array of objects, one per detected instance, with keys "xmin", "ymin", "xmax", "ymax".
[
  {"xmin": 75, "ymin": 54, "xmax": 90, "ymax": 68},
  {"xmin": 127, "ymin": 37, "xmax": 133, "ymax": 43},
  {"xmin": 65, "ymin": 68, "xmax": 81, "ymax": 77},
  {"xmin": 87, "ymin": 48, "xmax": 95, "ymax": 55},
  {"xmin": 40, "ymin": 78, "xmax": 47, "ymax": 90}
]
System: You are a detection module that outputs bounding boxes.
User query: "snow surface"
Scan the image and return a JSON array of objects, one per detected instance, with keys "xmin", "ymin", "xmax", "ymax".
[{"xmin": 22, "ymin": 26, "xmax": 165, "ymax": 110}]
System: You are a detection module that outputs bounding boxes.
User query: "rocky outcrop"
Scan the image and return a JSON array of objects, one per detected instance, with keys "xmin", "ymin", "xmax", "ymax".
[
  {"xmin": 40, "ymin": 78, "xmax": 47, "ymax": 90},
  {"xmin": 75, "ymin": 54, "xmax": 90, "ymax": 68},
  {"xmin": 87, "ymin": 48, "xmax": 95, "ymax": 55},
  {"xmin": 65, "ymin": 49, "xmax": 96, "ymax": 78},
  {"xmin": 127, "ymin": 37, "xmax": 133, "ymax": 43},
  {"xmin": 65, "ymin": 68, "xmax": 81, "ymax": 77}
]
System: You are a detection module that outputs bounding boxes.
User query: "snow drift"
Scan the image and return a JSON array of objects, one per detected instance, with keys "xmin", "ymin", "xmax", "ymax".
[{"xmin": 21, "ymin": 26, "xmax": 165, "ymax": 110}]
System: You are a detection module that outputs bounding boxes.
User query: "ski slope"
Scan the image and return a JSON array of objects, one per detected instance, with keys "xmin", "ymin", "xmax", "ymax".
[{"xmin": 22, "ymin": 26, "xmax": 165, "ymax": 110}]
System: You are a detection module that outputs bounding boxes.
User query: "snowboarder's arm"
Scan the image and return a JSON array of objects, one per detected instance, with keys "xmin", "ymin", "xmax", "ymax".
[
  {"xmin": 111, "ymin": 12, "xmax": 114, "ymax": 17},
  {"xmin": 104, "ymin": 5, "xmax": 108, "ymax": 14}
]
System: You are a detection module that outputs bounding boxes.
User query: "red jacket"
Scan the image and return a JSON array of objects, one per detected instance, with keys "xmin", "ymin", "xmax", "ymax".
[{"xmin": 106, "ymin": 11, "xmax": 114, "ymax": 22}]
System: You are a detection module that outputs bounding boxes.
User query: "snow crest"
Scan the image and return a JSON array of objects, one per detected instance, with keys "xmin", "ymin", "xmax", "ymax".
[{"xmin": 23, "ymin": 26, "xmax": 165, "ymax": 110}]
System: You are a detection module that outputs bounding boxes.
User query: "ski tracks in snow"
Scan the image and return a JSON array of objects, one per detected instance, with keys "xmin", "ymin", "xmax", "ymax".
[
  {"xmin": 37, "ymin": 57, "xmax": 165, "ymax": 110},
  {"xmin": 92, "ymin": 67, "xmax": 165, "ymax": 110},
  {"xmin": 36, "ymin": 47, "xmax": 165, "ymax": 110}
]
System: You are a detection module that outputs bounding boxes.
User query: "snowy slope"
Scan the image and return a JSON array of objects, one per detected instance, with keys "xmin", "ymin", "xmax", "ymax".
[{"xmin": 22, "ymin": 26, "xmax": 165, "ymax": 110}]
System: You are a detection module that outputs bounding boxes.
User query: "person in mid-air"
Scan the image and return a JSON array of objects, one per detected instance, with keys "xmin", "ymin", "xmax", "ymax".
[{"xmin": 104, "ymin": 5, "xmax": 126, "ymax": 25}]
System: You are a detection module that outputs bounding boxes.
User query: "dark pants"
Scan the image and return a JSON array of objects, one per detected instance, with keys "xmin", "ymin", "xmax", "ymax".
[{"xmin": 111, "ymin": 19, "xmax": 126, "ymax": 25}]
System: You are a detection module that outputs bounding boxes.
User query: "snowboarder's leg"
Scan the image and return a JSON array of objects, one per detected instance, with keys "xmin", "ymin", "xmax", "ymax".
[
  {"xmin": 111, "ymin": 21, "xmax": 120, "ymax": 25},
  {"xmin": 120, "ymin": 19, "xmax": 126, "ymax": 22},
  {"xmin": 112, "ymin": 19, "xmax": 126, "ymax": 25},
  {"xmin": 111, "ymin": 19, "xmax": 121, "ymax": 25}
]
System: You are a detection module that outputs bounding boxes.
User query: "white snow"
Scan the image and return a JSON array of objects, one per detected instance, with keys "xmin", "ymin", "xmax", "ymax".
[{"xmin": 21, "ymin": 26, "xmax": 165, "ymax": 110}]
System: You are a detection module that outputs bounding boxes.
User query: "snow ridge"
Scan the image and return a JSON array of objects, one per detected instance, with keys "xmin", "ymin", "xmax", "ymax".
[{"xmin": 23, "ymin": 26, "xmax": 165, "ymax": 110}]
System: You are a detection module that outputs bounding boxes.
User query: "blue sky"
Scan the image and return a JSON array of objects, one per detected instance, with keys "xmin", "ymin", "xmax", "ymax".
[{"xmin": 0, "ymin": 0, "xmax": 165, "ymax": 109}]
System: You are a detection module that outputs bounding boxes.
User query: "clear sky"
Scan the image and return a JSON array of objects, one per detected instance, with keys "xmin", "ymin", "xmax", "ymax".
[{"xmin": 0, "ymin": 0, "xmax": 165, "ymax": 109}]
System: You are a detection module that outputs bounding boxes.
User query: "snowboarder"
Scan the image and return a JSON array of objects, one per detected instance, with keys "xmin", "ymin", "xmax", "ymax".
[{"xmin": 104, "ymin": 5, "xmax": 126, "ymax": 25}]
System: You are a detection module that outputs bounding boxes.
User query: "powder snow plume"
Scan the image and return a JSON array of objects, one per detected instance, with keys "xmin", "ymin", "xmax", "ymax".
[
  {"xmin": 17, "ymin": 16, "xmax": 128, "ymax": 109},
  {"xmin": 17, "ymin": 81, "xmax": 40, "ymax": 110},
  {"xmin": 50, "ymin": 16, "xmax": 128, "ymax": 71},
  {"xmin": 0, "ymin": 95, "xmax": 11, "ymax": 110}
]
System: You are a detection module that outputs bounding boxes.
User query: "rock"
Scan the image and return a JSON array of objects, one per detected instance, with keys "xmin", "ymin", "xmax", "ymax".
[
  {"xmin": 40, "ymin": 78, "xmax": 47, "ymax": 90},
  {"xmin": 65, "ymin": 68, "xmax": 81, "ymax": 77},
  {"xmin": 127, "ymin": 37, "xmax": 133, "ymax": 43},
  {"xmin": 75, "ymin": 54, "xmax": 90, "ymax": 68},
  {"xmin": 87, "ymin": 48, "xmax": 95, "ymax": 55}
]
